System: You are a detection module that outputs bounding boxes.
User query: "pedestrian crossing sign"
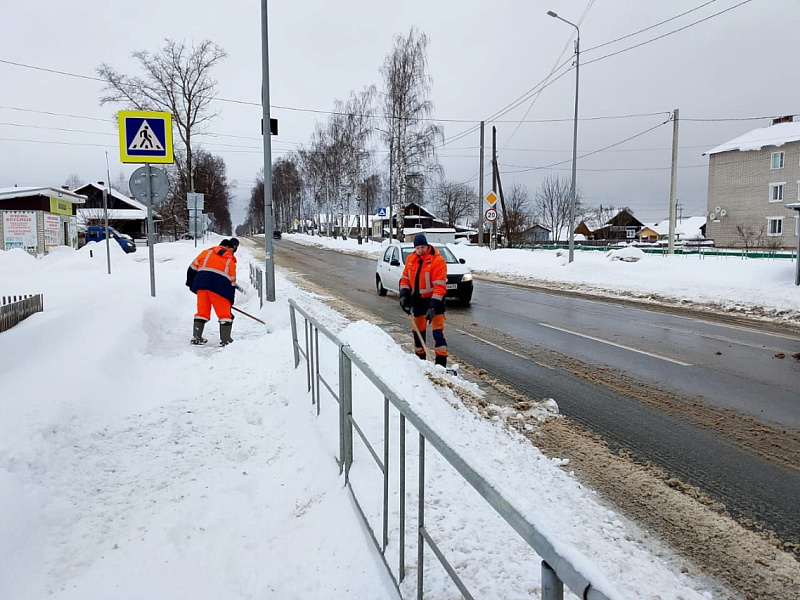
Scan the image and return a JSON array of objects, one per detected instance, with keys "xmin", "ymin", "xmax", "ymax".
[{"xmin": 118, "ymin": 110, "xmax": 174, "ymax": 164}]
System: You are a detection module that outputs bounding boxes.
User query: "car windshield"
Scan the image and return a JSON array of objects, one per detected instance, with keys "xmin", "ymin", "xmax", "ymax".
[{"xmin": 401, "ymin": 245, "xmax": 459, "ymax": 264}]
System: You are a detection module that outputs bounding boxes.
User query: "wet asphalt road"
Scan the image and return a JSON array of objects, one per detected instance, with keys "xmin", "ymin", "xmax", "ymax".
[{"xmin": 269, "ymin": 238, "xmax": 800, "ymax": 550}]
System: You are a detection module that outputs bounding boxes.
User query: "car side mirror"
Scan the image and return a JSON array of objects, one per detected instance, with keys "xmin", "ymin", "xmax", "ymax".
[
  {"xmin": 459, "ymin": 258, "xmax": 466, "ymax": 264},
  {"xmin": 390, "ymin": 259, "xmax": 400, "ymax": 266}
]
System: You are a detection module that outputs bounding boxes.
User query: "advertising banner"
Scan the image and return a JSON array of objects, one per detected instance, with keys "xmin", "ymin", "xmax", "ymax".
[
  {"xmin": 44, "ymin": 213, "xmax": 61, "ymax": 247},
  {"xmin": 2, "ymin": 211, "xmax": 38, "ymax": 251}
]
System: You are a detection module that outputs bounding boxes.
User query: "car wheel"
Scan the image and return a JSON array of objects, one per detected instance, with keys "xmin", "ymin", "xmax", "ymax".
[
  {"xmin": 376, "ymin": 276, "xmax": 387, "ymax": 296},
  {"xmin": 459, "ymin": 290, "xmax": 472, "ymax": 306}
]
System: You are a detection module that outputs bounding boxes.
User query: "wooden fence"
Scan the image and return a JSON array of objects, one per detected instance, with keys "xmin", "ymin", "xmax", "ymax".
[{"xmin": 1, "ymin": 295, "xmax": 44, "ymax": 333}]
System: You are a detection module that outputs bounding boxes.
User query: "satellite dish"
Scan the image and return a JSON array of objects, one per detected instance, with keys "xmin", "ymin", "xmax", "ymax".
[
  {"xmin": 719, "ymin": 209, "xmax": 727, "ymax": 217},
  {"xmin": 715, "ymin": 206, "xmax": 722, "ymax": 213}
]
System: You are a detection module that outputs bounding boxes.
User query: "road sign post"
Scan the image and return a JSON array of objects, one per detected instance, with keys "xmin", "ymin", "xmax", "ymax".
[{"xmin": 121, "ymin": 111, "xmax": 173, "ymax": 298}]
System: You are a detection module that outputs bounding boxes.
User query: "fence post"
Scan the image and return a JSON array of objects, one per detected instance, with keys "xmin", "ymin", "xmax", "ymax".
[
  {"xmin": 417, "ymin": 433, "xmax": 426, "ymax": 600},
  {"xmin": 289, "ymin": 304, "xmax": 300, "ymax": 368},
  {"xmin": 340, "ymin": 347, "xmax": 353, "ymax": 482},
  {"xmin": 541, "ymin": 561, "xmax": 564, "ymax": 600}
]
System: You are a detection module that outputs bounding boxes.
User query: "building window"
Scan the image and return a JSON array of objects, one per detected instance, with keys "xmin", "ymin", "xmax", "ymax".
[
  {"xmin": 771, "ymin": 151, "xmax": 785, "ymax": 169},
  {"xmin": 767, "ymin": 217, "xmax": 783, "ymax": 236},
  {"xmin": 769, "ymin": 183, "xmax": 785, "ymax": 202}
]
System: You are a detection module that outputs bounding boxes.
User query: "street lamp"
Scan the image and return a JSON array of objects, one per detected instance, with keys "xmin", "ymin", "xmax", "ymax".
[{"xmin": 548, "ymin": 10, "xmax": 580, "ymax": 263}]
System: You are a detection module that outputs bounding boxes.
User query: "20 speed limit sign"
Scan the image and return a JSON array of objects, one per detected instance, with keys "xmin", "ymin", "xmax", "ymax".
[{"xmin": 485, "ymin": 208, "xmax": 498, "ymax": 222}]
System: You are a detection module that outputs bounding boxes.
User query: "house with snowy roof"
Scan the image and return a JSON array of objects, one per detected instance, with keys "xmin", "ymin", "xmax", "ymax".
[
  {"xmin": 72, "ymin": 182, "xmax": 160, "ymax": 240},
  {"xmin": 636, "ymin": 216, "xmax": 707, "ymax": 244},
  {"xmin": 703, "ymin": 115, "xmax": 800, "ymax": 249}
]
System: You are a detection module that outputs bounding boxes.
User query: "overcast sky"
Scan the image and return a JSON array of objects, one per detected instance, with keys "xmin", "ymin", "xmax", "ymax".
[{"xmin": 2, "ymin": 0, "xmax": 799, "ymax": 227}]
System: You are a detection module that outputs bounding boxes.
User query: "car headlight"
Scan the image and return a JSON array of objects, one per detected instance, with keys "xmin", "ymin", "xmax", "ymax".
[{"xmin": 461, "ymin": 273, "xmax": 473, "ymax": 282}]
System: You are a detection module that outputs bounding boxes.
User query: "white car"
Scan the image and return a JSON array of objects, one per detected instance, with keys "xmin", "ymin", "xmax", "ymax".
[{"xmin": 375, "ymin": 242, "xmax": 474, "ymax": 305}]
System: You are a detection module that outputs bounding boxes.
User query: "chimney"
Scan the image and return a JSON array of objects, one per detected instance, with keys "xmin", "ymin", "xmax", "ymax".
[
  {"xmin": 61, "ymin": 185, "xmax": 69, "ymax": 190},
  {"xmin": 772, "ymin": 115, "xmax": 794, "ymax": 125}
]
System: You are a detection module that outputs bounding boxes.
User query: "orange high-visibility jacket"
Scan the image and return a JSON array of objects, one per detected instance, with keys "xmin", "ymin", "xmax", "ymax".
[
  {"xmin": 187, "ymin": 245, "xmax": 237, "ymax": 303},
  {"xmin": 399, "ymin": 246, "xmax": 447, "ymax": 302}
]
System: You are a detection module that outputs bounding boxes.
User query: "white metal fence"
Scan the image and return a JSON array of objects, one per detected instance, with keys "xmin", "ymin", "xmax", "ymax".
[{"xmin": 288, "ymin": 298, "xmax": 617, "ymax": 600}]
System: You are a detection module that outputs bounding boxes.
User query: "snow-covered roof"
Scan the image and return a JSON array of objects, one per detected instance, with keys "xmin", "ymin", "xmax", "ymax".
[
  {"xmin": 0, "ymin": 186, "xmax": 86, "ymax": 204},
  {"xmin": 77, "ymin": 208, "xmax": 148, "ymax": 222},
  {"xmin": 640, "ymin": 217, "xmax": 706, "ymax": 239},
  {"xmin": 704, "ymin": 121, "xmax": 800, "ymax": 156},
  {"xmin": 73, "ymin": 182, "xmax": 148, "ymax": 212}
]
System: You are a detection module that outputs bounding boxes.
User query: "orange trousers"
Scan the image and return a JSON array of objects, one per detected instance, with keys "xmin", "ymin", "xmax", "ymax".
[
  {"xmin": 195, "ymin": 290, "xmax": 232, "ymax": 324},
  {"xmin": 412, "ymin": 314, "xmax": 447, "ymax": 358}
]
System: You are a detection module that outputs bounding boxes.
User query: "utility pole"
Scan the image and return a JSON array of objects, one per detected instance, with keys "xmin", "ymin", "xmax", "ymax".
[
  {"xmin": 478, "ymin": 121, "xmax": 485, "ymax": 247},
  {"xmin": 261, "ymin": 0, "xmax": 276, "ymax": 301},
  {"xmin": 492, "ymin": 126, "xmax": 498, "ymax": 250},
  {"xmin": 667, "ymin": 108, "xmax": 679, "ymax": 255},
  {"xmin": 388, "ymin": 138, "xmax": 393, "ymax": 240}
]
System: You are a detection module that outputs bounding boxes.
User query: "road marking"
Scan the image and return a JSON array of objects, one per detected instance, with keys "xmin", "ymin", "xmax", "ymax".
[
  {"xmin": 635, "ymin": 321, "xmax": 792, "ymax": 352},
  {"xmin": 539, "ymin": 323, "xmax": 693, "ymax": 366},
  {"xmin": 451, "ymin": 327, "xmax": 554, "ymax": 369},
  {"xmin": 669, "ymin": 314, "xmax": 800, "ymax": 343}
]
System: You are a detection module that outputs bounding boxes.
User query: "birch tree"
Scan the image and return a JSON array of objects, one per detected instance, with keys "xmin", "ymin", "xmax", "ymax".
[{"xmin": 381, "ymin": 28, "xmax": 442, "ymax": 223}]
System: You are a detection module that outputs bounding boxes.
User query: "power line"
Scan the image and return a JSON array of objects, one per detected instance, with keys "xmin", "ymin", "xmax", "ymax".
[
  {"xmin": 584, "ymin": 0, "xmax": 719, "ymax": 52},
  {"xmin": 501, "ymin": 118, "xmax": 671, "ymax": 174},
  {"xmin": 582, "ymin": 0, "xmax": 754, "ymax": 67}
]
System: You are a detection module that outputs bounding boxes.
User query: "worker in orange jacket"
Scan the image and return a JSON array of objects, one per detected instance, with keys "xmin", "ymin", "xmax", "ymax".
[
  {"xmin": 399, "ymin": 234, "xmax": 448, "ymax": 367},
  {"xmin": 186, "ymin": 238, "xmax": 239, "ymax": 346}
]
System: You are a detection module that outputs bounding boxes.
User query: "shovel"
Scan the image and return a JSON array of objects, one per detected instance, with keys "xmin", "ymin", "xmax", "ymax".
[
  {"xmin": 407, "ymin": 312, "xmax": 458, "ymax": 376},
  {"xmin": 232, "ymin": 305, "xmax": 266, "ymax": 325}
]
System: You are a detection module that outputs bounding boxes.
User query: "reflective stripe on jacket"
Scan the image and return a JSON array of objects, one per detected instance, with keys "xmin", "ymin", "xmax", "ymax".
[
  {"xmin": 399, "ymin": 246, "xmax": 447, "ymax": 302},
  {"xmin": 187, "ymin": 245, "xmax": 237, "ymax": 304}
]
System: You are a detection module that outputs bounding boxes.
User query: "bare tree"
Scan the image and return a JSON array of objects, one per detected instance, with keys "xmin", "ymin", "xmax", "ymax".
[
  {"xmin": 64, "ymin": 173, "xmax": 83, "ymax": 190},
  {"xmin": 358, "ymin": 174, "xmax": 381, "ymax": 236},
  {"xmin": 735, "ymin": 223, "xmax": 764, "ymax": 251},
  {"xmin": 97, "ymin": 39, "xmax": 227, "ymax": 198},
  {"xmin": 246, "ymin": 173, "xmax": 265, "ymax": 235},
  {"xmin": 112, "ymin": 172, "xmax": 130, "ymax": 197},
  {"xmin": 433, "ymin": 180, "xmax": 474, "ymax": 227},
  {"xmin": 273, "ymin": 157, "xmax": 304, "ymax": 232},
  {"xmin": 193, "ymin": 150, "xmax": 233, "ymax": 235},
  {"xmin": 534, "ymin": 175, "xmax": 580, "ymax": 242},
  {"xmin": 582, "ymin": 204, "xmax": 620, "ymax": 228},
  {"xmin": 501, "ymin": 183, "xmax": 533, "ymax": 247},
  {"xmin": 381, "ymin": 28, "xmax": 442, "ymax": 220}
]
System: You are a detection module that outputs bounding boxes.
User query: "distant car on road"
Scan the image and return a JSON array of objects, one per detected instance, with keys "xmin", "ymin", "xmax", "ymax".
[
  {"xmin": 375, "ymin": 242, "xmax": 473, "ymax": 305},
  {"xmin": 85, "ymin": 225, "xmax": 137, "ymax": 254},
  {"xmin": 273, "ymin": 230, "xmax": 282, "ymax": 240}
]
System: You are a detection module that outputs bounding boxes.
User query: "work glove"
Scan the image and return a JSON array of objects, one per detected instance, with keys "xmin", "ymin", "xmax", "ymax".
[
  {"xmin": 399, "ymin": 294, "xmax": 412, "ymax": 315},
  {"xmin": 425, "ymin": 307, "xmax": 435, "ymax": 322}
]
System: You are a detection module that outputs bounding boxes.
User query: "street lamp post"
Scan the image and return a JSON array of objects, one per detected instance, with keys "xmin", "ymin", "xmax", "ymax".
[{"xmin": 547, "ymin": 10, "xmax": 580, "ymax": 263}]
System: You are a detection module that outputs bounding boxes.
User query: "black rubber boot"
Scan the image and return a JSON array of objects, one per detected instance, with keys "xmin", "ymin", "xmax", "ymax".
[
  {"xmin": 220, "ymin": 322, "xmax": 234, "ymax": 346},
  {"xmin": 435, "ymin": 355, "xmax": 447, "ymax": 368},
  {"xmin": 191, "ymin": 318, "xmax": 207, "ymax": 345}
]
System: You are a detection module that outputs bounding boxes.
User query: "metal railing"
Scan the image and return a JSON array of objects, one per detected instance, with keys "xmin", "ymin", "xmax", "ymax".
[
  {"xmin": 288, "ymin": 298, "xmax": 617, "ymax": 600},
  {"xmin": 249, "ymin": 262, "xmax": 263, "ymax": 308},
  {"xmin": 1, "ymin": 294, "xmax": 44, "ymax": 333}
]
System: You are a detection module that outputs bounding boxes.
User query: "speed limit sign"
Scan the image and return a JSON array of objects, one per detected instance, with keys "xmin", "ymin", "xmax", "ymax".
[{"xmin": 485, "ymin": 208, "xmax": 498, "ymax": 222}]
